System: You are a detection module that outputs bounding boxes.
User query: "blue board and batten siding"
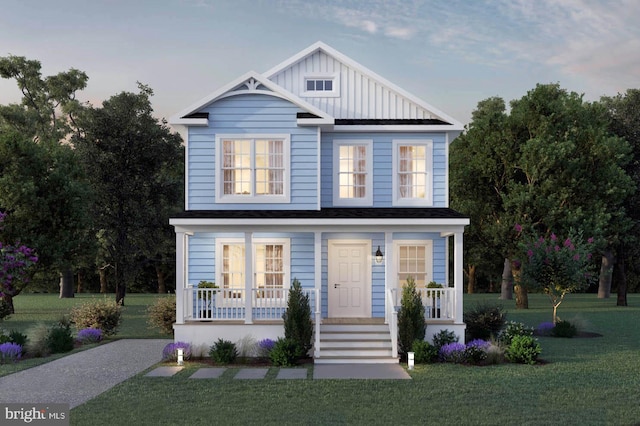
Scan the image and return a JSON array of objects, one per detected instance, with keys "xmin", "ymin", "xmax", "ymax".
[
  {"xmin": 187, "ymin": 94, "xmax": 318, "ymax": 210},
  {"xmin": 320, "ymin": 132, "xmax": 449, "ymax": 208}
]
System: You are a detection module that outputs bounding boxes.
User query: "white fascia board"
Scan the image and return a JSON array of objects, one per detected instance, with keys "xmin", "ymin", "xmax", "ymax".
[
  {"xmin": 170, "ymin": 217, "xmax": 469, "ymax": 228},
  {"xmin": 332, "ymin": 124, "xmax": 464, "ymax": 132},
  {"xmin": 297, "ymin": 118, "xmax": 335, "ymax": 126},
  {"xmin": 264, "ymin": 41, "xmax": 463, "ymax": 127},
  {"xmin": 169, "ymin": 71, "xmax": 332, "ymax": 125},
  {"xmin": 169, "ymin": 118, "xmax": 209, "ymax": 126}
]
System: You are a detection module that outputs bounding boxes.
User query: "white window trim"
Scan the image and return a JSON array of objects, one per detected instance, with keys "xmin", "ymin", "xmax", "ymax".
[
  {"xmin": 302, "ymin": 73, "xmax": 340, "ymax": 98},
  {"xmin": 215, "ymin": 134, "xmax": 291, "ymax": 204},
  {"xmin": 392, "ymin": 139, "xmax": 434, "ymax": 206},
  {"xmin": 394, "ymin": 239, "xmax": 433, "ymax": 288},
  {"xmin": 333, "ymin": 139, "xmax": 374, "ymax": 207},
  {"xmin": 215, "ymin": 238, "xmax": 291, "ymax": 306}
]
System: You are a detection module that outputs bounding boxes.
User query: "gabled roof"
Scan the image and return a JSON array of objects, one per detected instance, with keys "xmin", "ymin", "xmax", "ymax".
[
  {"xmin": 263, "ymin": 41, "xmax": 463, "ymax": 129},
  {"xmin": 169, "ymin": 71, "xmax": 333, "ymax": 126}
]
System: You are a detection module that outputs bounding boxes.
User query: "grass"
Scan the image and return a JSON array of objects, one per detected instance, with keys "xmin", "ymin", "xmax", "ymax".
[{"xmin": 3, "ymin": 293, "xmax": 640, "ymax": 424}]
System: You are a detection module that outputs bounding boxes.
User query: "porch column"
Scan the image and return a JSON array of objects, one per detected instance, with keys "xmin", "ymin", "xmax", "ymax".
[
  {"xmin": 175, "ymin": 231, "xmax": 187, "ymax": 325},
  {"xmin": 384, "ymin": 231, "xmax": 393, "ymax": 321},
  {"xmin": 244, "ymin": 232, "xmax": 254, "ymax": 324},
  {"xmin": 314, "ymin": 232, "xmax": 322, "ymax": 308},
  {"xmin": 453, "ymin": 231, "xmax": 464, "ymax": 324}
]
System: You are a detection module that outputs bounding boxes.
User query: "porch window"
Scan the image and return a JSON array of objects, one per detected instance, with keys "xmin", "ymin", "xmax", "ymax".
[
  {"xmin": 255, "ymin": 243, "xmax": 286, "ymax": 298},
  {"xmin": 333, "ymin": 140, "xmax": 373, "ymax": 206},
  {"xmin": 395, "ymin": 240, "xmax": 433, "ymax": 288},
  {"xmin": 216, "ymin": 135, "xmax": 289, "ymax": 203},
  {"xmin": 392, "ymin": 140, "xmax": 433, "ymax": 206},
  {"xmin": 221, "ymin": 243, "xmax": 245, "ymax": 295}
]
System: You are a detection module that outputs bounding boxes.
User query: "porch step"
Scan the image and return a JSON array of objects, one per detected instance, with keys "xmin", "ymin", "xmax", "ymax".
[{"xmin": 315, "ymin": 321, "xmax": 398, "ymax": 364}]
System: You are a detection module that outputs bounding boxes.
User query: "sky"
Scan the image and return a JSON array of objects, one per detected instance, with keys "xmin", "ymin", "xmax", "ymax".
[{"xmin": 1, "ymin": 0, "xmax": 639, "ymax": 127}]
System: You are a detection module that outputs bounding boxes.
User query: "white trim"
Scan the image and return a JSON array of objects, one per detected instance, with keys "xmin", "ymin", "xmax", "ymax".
[
  {"xmin": 392, "ymin": 139, "xmax": 434, "ymax": 207},
  {"xmin": 215, "ymin": 134, "xmax": 291, "ymax": 204},
  {"xmin": 332, "ymin": 125, "xmax": 460, "ymax": 132},
  {"xmin": 302, "ymin": 73, "xmax": 340, "ymax": 98},
  {"xmin": 263, "ymin": 42, "xmax": 463, "ymax": 129},
  {"xmin": 171, "ymin": 218, "xmax": 470, "ymax": 230},
  {"xmin": 332, "ymin": 139, "xmax": 373, "ymax": 207}
]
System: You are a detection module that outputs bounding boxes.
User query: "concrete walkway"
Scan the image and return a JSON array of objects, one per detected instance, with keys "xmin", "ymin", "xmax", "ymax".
[{"xmin": 0, "ymin": 339, "xmax": 170, "ymax": 409}]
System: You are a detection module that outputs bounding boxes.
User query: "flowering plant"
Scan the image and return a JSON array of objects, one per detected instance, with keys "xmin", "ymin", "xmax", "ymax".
[
  {"xmin": 518, "ymin": 228, "xmax": 596, "ymax": 323},
  {"xmin": 0, "ymin": 213, "xmax": 38, "ymax": 308},
  {"xmin": 0, "ymin": 342, "xmax": 22, "ymax": 364},
  {"xmin": 76, "ymin": 327, "xmax": 103, "ymax": 344},
  {"xmin": 162, "ymin": 341, "xmax": 192, "ymax": 361},
  {"xmin": 439, "ymin": 342, "xmax": 467, "ymax": 363},
  {"xmin": 258, "ymin": 338, "xmax": 275, "ymax": 356}
]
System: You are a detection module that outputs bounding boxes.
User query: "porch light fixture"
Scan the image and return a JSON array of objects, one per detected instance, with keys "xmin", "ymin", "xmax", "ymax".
[
  {"xmin": 177, "ymin": 348, "xmax": 184, "ymax": 366},
  {"xmin": 375, "ymin": 246, "xmax": 384, "ymax": 264}
]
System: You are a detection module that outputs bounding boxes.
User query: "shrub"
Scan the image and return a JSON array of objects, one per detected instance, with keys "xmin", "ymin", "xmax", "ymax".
[
  {"xmin": 76, "ymin": 328, "xmax": 103, "ymax": 344},
  {"xmin": 147, "ymin": 296, "xmax": 176, "ymax": 335},
  {"xmin": 411, "ymin": 339, "xmax": 438, "ymax": 364},
  {"xmin": 439, "ymin": 342, "xmax": 467, "ymax": 363},
  {"xmin": 162, "ymin": 342, "xmax": 192, "ymax": 361},
  {"xmin": 0, "ymin": 299, "xmax": 11, "ymax": 321},
  {"xmin": 398, "ymin": 277, "xmax": 426, "ymax": 354},
  {"xmin": 0, "ymin": 342, "xmax": 22, "ymax": 363},
  {"xmin": 499, "ymin": 321, "xmax": 534, "ymax": 345},
  {"xmin": 7, "ymin": 330, "xmax": 27, "ymax": 349},
  {"xmin": 505, "ymin": 335, "xmax": 541, "ymax": 365},
  {"xmin": 236, "ymin": 335, "xmax": 258, "ymax": 358},
  {"xmin": 552, "ymin": 320, "xmax": 578, "ymax": 338},
  {"xmin": 464, "ymin": 303, "xmax": 506, "ymax": 340},
  {"xmin": 282, "ymin": 278, "xmax": 313, "ymax": 358},
  {"xmin": 46, "ymin": 320, "xmax": 74, "ymax": 354},
  {"xmin": 209, "ymin": 338, "xmax": 237, "ymax": 364},
  {"xmin": 269, "ymin": 338, "xmax": 299, "ymax": 366},
  {"xmin": 432, "ymin": 329, "xmax": 458, "ymax": 350},
  {"xmin": 258, "ymin": 338, "xmax": 276, "ymax": 357},
  {"xmin": 484, "ymin": 341, "xmax": 506, "ymax": 365},
  {"xmin": 70, "ymin": 298, "xmax": 122, "ymax": 336},
  {"xmin": 536, "ymin": 322, "xmax": 555, "ymax": 336},
  {"xmin": 465, "ymin": 339, "xmax": 490, "ymax": 364},
  {"xmin": 26, "ymin": 323, "xmax": 51, "ymax": 357}
]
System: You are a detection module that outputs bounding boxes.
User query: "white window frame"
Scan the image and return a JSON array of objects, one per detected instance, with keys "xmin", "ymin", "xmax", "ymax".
[
  {"xmin": 392, "ymin": 139, "xmax": 433, "ymax": 206},
  {"xmin": 332, "ymin": 139, "xmax": 373, "ymax": 206},
  {"xmin": 394, "ymin": 240, "xmax": 433, "ymax": 289},
  {"xmin": 215, "ymin": 238, "xmax": 291, "ymax": 305},
  {"xmin": 215, "ymin": 134, "xmax": 290, "ymax": 203},
  {"xmin": 302, "ymin": 73, "xmax": 340, "ymax": 98}
]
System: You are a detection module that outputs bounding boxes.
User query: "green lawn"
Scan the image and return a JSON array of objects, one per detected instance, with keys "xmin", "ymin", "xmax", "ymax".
[{"xmin": 3, "ymin": 293, "xmax": 640, "ymax": 424}]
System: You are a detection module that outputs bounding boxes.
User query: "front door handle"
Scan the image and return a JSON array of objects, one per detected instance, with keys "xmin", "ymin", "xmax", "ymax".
[{"xmin": 334, "ymin": 283, "xmax": 340, "ymax": 289}]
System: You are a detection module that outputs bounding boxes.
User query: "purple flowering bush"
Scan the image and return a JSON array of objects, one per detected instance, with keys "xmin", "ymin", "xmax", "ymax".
[
  {"xmin": 439, "ymin": 342, "xmax": 467, "ymax": 363},
  {"xmin": 464, "ymin": 339, "xmax": 490, "ymax": 364},
  {"xmin": 258, "ymin": 338, "xmax": 276, "ymax": 357},
  {"xmin": 536, "ymin": 322, "xmax": 555, "ymax": 336},
  {"xmin": 0, "ymin": 342, "xmax": 22, "ymax": 363},
  {"xmin": 76, "ymin": 328, "xmax": 103, "ymax": 344},
  {"xmin": 162, "ymin": 342, "xmax": 192, "ymax": 361}
]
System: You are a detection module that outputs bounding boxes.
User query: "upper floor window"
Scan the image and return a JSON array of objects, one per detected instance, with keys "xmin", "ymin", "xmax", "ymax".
[
  {"xmin": 302, "ymin": 74, "xmax": 340, "ymax": 98},
  {"xmin": 333, "ymin": 140, "xmax": 373, "ymax": 206},
  {"xmin": 216, "ymin": 134, "xmax": 290, "ymax": 203},
  {"xmin": 392, "ymin": 140, "xmax": 433, "ymax": 206}
]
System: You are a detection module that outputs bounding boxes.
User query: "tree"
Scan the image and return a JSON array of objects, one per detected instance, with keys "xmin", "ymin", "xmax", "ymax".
[
  {"xmin": 73, "ymin": 84, "xmax": 183, "ymax": 305},
  {"xmin": 519, "ymin": 229, "xmax": 597, "ymax": 323},
  {"xmin": 0, "ymin": 55, "xmax": 90, "ymax": 298},
  {"xmin": 451, "ymin": 84, "xmax": 633, "ymax": 308},
  {"xmin": 0, "ymin": 131, "xmax": 92, "ymax": 303},
  {"xmin": 397, "ymin": 276, "xmax": 426, "ymax": 354},
  {"xmin": 282, "ymin": 278, "xmax": 313, "ymax": 357},
  {"xmin": 600, "ymin": 89, "xmax": 640, "ymax": 306}
]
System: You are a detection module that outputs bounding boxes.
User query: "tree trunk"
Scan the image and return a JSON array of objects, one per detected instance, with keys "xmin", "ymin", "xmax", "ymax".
[
  {"xmin": 99, "ymin": 267, "xmax": 108, "ymax": 293},
  {"xmin": 59, "ymin": 269, "xmax": 75, "ymax": 298},
  {"xmin": 115, "ymin": 263, "xmax": 125, "ymax": 306},
  {"xmin": 467, "ymin": 264, "xmax": 476, "ymax": 294},
  {"xmin": 76, "ymin": 272, "xmax": 83, "ymax": 294},
  {"xmin": 598, "ymin": 250, "xmax": 614, "ymax": 298},
  {"xmin": 156, "ymin": 265, "xmax": 167, "ymax": 294},
  {"xmin": 500, "ymin": 258, "xmax": 513, "ymax": 300},
  {"xmin": 511, "ymin": 259, "xmax": 528, "ymax": 309},
  {"xmin": 616, "ymin": 245, "xmax": 628, "ymax": 307},
  {"xmin": 3, "ymin": 293, "xmax": 15, "ymax": 314}
]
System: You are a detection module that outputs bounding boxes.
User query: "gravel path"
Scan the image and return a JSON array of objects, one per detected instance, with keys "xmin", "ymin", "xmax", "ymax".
[{"xmin": 0, "ymin": 339, "xmax": 170, "ymax": 408}]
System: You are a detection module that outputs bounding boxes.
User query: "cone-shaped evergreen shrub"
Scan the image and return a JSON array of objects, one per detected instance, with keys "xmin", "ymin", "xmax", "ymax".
[
  {"xmin": 398, "ymin": 277, "xmax": 426, "ymax": 354},
  {"xmin": 282, "ymin": 278, "xmax": 313, "ymax": 357}
]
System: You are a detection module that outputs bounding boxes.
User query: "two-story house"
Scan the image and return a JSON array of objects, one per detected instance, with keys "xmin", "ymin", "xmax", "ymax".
[{"xmin": 169, "ymin": 42, "xmax": 469, "ymax": 364}]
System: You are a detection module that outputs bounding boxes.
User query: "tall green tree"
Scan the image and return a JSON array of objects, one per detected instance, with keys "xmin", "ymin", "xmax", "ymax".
[
  {"xmin": 451, "ymin": 84, "xmax": 633, "ymax": 308},
  {"xmin": 73, "ymin": 83, "xmax": 183, "ymax": 305},
  {"xmin": 601, "ymin": 89, "xmax": 640, "ymax": 306}
]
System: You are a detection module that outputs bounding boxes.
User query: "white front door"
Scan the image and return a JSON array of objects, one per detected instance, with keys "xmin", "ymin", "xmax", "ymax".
[{"xmin": 328, "ymin": 240, "xmax": 371, "ymax": 318}]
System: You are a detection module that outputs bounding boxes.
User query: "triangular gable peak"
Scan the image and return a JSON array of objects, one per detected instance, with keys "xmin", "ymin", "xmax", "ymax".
[
  {"xmin": 264, "ymin": 42, "xmax": 462, "ymax": 128},
  {"xmin": 170, "ymin": 71, "xmax": 333, "ymax": 127}
]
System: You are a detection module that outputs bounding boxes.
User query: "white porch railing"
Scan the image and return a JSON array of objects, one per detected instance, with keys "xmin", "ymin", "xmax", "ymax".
[
  {"xmin": 184, "ymin": 286, "xmax": 318, "ymax": 323},
  {"xmin": 390, "ymin": 287, "xmax": 456, "ymax": 321},
  {"xmin": 385, "ymin": 288, "xmax": 398, "ymax": 359}
]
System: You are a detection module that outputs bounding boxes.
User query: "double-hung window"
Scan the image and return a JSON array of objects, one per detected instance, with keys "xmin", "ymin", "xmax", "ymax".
[
  {"xmin": 333, "ymin": 140, "xmax": 373, "ymax": 206},
  {"xmin": 395, "ymin": 240, "xmax": 433, "ymax": 288},
  {"xmin": 216, "ymin": 238, "xmax": 290, "ymax": 301},
  {"xmin": 216, "ymin": 135, "xmax": 289, "ymax": 203},
  {"xmin": 392, "ymin": 140, "xmax": 433, "ymax": 206}
]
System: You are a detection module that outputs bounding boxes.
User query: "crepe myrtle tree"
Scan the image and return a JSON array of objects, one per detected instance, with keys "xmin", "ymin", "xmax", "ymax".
[{"xmin": 517, "ymin": 225, "xmax": 597, "ymax": 323}]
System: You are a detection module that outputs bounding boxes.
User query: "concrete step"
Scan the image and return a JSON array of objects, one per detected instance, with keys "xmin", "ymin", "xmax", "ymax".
[
  {"xmin": 320, "ymin": 339, "xmax": 392, "ymax": 349},
  {"xmin": 320, "ymin": 348, "xmax": 393, "ymax": 357},
  {"xmin": 314, "ymin": 356, "xmax": 399, "ymax": 365},
  {"xmin": 320, "ymin": 332, "xmax": 391, "ymax": 340},
  {"xmin": 320, "ymin": 324, "xmax": 390, "ymax": 333}
]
